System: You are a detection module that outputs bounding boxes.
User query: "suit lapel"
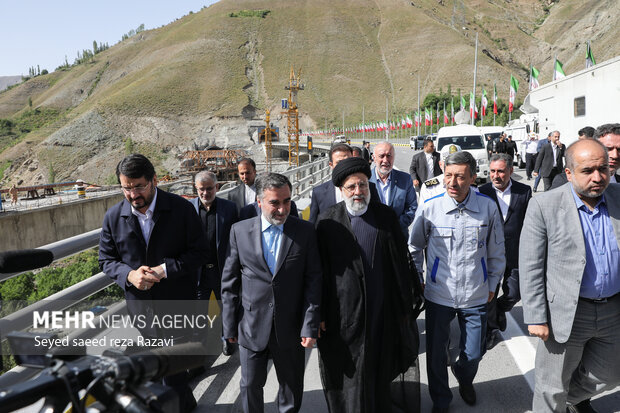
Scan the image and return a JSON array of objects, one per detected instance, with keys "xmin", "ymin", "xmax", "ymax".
[
  {"xmin": 388, "ymin": 172, "xmax": 397, "ymax": 206},
  {"xmin": 251, "ymin": 216, "xmax": 271, "ymax": 277},
  {"xmin": 419, "ymin": 154, "xmax": 428, "ymax": 181},
  {"xmin": 326, "ymin": 182, "xmax": 336, "ymax": 206},
  {"xmin": 560, "ymin": 185, "xmax": 586, "ymax": 257},
  {"xmin": 121, "ymin": 200, "xmax": 147, "ymax": 248},
  {"xmin": 606, "ymin": 185, "xmax": 620, "ymax": 242},
  {"xmin": 274, "ymin": 218, "xmax": 295, "ymax": 276}
]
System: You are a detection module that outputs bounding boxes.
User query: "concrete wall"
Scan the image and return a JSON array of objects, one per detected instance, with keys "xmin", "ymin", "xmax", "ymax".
[{"xmin": 0, "ymin": 193, "xmax": 124, "ymax": 251}]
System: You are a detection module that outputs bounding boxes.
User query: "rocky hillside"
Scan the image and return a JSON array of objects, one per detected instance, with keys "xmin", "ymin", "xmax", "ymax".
[{"xmin": 0, "ymin": 0, "xmax": 618, "ymax": 186}]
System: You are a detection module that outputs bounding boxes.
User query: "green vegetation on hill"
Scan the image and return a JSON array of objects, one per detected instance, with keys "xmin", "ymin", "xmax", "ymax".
[
  {"xmin": 229, "ymin": 10, "xmax": 270, "ymax": 18},
  {"xmin": 0, "ymin": 108, "xmax": 65, "ymax": 152}
]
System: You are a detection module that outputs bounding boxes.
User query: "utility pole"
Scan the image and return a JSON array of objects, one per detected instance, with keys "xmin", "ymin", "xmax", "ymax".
[{"xmin": 472, "ymin": 32, "xmax": 478, "ymax": 126}]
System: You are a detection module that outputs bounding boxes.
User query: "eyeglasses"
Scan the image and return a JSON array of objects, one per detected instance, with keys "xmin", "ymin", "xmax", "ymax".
[
  {"xmin": 342, "ymin": 182, "xmax": 369, "ymax": 193},
  {"xmin": 121, "ymin": 182, "xmax": 152, "ymax": 194}
]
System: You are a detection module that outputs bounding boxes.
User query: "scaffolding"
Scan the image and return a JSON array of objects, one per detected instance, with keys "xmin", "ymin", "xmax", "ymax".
[
  {"xmin": 282, "ymin": 66, "xmax": 304, "ymax": 166},
  {"xmin": 263, "ymin": 110, "xmax": 273, "ymax": 172},
  {"xmin": 181, "ymin": 149, "xmax": 248, "ymax": 182}
]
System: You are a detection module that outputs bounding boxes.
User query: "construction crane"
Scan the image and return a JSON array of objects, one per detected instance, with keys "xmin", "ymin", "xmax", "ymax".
[
  {"xmin": 263, "ymin": 109, "xmax": 273, "ymax": 172},
  {"xmin": 282, "ymin": 66, "xmax": 304, "ymax": 166}
]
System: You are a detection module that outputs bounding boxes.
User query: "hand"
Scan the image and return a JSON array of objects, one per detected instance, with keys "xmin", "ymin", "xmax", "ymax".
[
  {"xmin": 533, "ymin": 172, "xmax": 538, "ymax": 177},
  {"xmin": 149, "ymin": 265, "xmax": 166, "ymax": 280},
  {"xmin": 488, "ymin": 291, "xmax": 495, "ymax": 302},
  {"xmin": 128, "ymin": 266, "xmax": 161, "ymax": 290},
  {"xmin": 227, "ymin": 337, "xmax": 238, "ymax": 344},
  {"xmin": 413, "ymin": 179, "xmax": 420, "ymax": 187},
  {"xmin": 318, "ymin": 321, "xmax": 326, "ymax": 338},
  {"xmin": 528, "ymin": 324, "xmax": 549, "ymax": 341},
  {"xmin": 301, "ymin": 337, "xmax": 316, "ymax": 348}
]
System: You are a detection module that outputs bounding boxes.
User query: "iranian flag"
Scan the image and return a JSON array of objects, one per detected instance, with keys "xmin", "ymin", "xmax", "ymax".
[
  {"xmin": 586, "ymin": 42, "xmax": 596, "ymax": 68},
  {"xmin": 493, "ymin": 83, "xmax": 498, "ymax": 115},
  {"xmin": 469, "ymin": 92, "xmax": 477, "ymax": 120},
  {"xmin": 553, "ymin": 59, "xmax": 565, "ymax": 80},
  {"xmin": 460, "ymin": 95, "xmax": 466, "ymax": 111},
  {"xmin": 530, "ymin": 66, "xmax": 540, "ymax": 90},
  {"xmin": 443, "ymin": 102, "xmax": 449, "ymax": 124},
  {"xmin": 415, "ymin": 111, "xmax": 421, "ymax": 127},
  {"xmin": 406, "ymin": 115, "xmax": 413, "ymax": 128},
  {"xmin": 481, "ymin": 89, "xmax": 488, "ymax": 116},
  {"xmin": 401, "ymin": 117, "xmax": 407, "ymax": 129},
  {"xmin": 425, "ymin": 108, "xmax": 431, "ymax": 126},
  {"xmin": 509, "ymin": 75, "xmax": 519, "ymax": 113},
  {"xmin": 451, "ymin": 99, "xmax": 455, "ymax": 124}
]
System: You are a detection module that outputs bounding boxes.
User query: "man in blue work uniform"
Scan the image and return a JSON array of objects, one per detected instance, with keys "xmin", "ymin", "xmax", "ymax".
[{"xmin": 409, "ymin": 151, "xmax": 505, "ymax": 413}]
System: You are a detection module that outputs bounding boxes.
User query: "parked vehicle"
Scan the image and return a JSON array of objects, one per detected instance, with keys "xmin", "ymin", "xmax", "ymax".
[
  {"xmin": 436, "ymin": 124, "xmax": 489, "ymax": 183},
  {"xmin": 409, "ymin": 135, "xmax": 427, "ymax": 150}
]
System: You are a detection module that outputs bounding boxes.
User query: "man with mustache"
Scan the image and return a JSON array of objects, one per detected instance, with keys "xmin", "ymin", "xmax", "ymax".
[
  {"xmin": 316, "ymin": 157, "xmax": 418, "ymax": 413},
  {"xmin": 478, "ymin": 153, "xmax": 532, "ymax": 350},
  {"xmin": 409, "ymin": 151, "xmax": 505, "ymax": 413},
  {"xmin": 520, "ymin": 139, "xmax": 620, "ymax": 413},
  {"xmin": 221, "ymin": 173, "xmax": 321, "ymax": 413},
  {"xmin": 99, "ymin": 153, "xmax": 207, "ymax": 412}
]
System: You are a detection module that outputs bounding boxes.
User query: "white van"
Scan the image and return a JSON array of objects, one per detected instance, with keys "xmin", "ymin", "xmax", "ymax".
[{"xmin": 436, "ymin": 124, "xmax": 489, "ymax": 183}]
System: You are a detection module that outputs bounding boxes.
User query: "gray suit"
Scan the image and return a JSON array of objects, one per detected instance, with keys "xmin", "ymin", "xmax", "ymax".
[
  {"xmin": 221, "ymin": 215, "xmax": 322, "ymax": 413},
  {"xmin": 519, "ymin": 183, "xmax": 620, "ymax": 412}
]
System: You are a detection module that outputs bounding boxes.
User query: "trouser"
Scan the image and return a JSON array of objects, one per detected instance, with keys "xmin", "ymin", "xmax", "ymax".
[
  {"xmin": 532, "ymin": 294, "xmax": 620, "ymax": 412},
  {"xmin": 542, "ymin": 169, "xmax": 560, "ymax": 192},
  {"xmin": 526, "ymin": 153, "xmax": 537, "ymax": 178},
  {"xmin": 239, "ymin": 328, "xmax": 306, "ymax": 413},
  {"xmin": 425, "ymin": 300, "xmax": 487, "ymax": 409},
  {"xmin": 488, "ymin": 268, "xmax": 520, "ymax": 331}
]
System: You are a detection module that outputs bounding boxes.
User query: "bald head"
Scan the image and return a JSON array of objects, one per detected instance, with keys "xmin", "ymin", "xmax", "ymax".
[
  {"xmin": 373, "ymin": 141, "xmax": 395, "ymax": 177},
  {"xmin": 566, "ymin": 139, "xmax": 610, "ymax": 204}
]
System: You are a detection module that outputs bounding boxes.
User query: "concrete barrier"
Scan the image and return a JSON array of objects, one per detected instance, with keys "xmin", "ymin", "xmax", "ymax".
[{"xmin": 0, "ymin": 192, "xmax": 125, "ymax": 251}]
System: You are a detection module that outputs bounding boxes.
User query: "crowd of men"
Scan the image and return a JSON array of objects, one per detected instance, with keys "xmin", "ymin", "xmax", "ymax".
[{"xmin": 99, "ymin": 122, "xmax": 619, "ymax": 413}]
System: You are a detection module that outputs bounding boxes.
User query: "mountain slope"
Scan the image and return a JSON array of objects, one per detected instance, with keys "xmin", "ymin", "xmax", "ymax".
[{"xmin": 0, "ymin": 0, "xmax": 617, "ymax": 186}]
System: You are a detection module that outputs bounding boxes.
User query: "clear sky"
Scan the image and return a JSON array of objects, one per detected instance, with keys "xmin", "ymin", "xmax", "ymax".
[{"xmin": 0, "ymin": 0, "xmax": 219, "ymax": 77}]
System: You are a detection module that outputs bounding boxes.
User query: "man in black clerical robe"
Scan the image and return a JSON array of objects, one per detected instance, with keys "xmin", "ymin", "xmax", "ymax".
[{"xmin": 315, "ymin": 157, "xmax": 420, "ymax": 413}]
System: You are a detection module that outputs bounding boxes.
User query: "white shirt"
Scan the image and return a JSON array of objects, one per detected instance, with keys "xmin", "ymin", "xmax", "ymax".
[
  {"xmin": 245, "ymin": 184, "xmax": 257, "ymax": 206},
  {"xmin": 525, "ymin": 140, "xmax": 538, "ymax": 154},
  {"xmin": 130, "ymin": 190, "xmax": 166, "ymax": 277},
  {"xmin": 493, "ymin": 180, "xmax": 512, "ymax": 221},
  {"xmin": 425, "ymin": 153, "xmax": 435, "ymax": 180},
  {"xmin": 334, "ymin": 185, "xmax": 344, "ymax": 203}
]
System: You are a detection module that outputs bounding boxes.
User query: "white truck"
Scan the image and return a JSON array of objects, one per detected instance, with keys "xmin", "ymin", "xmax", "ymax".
[
  {"xmin": 436, "ymin": 124, "xmax": 489, "ymax": 183},
  {"xmin": 517, "ymin": 55, "xmax": 620, "ymax": 149}
]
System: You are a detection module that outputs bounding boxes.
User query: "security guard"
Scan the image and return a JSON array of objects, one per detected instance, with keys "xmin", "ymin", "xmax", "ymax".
[
  {"xmin": 408, "ymin": 150, "xmax": 505, "ymax": 413},
  {"xmin": 418, "ymin": 144, "xmax": 462, "ymax": 203}
]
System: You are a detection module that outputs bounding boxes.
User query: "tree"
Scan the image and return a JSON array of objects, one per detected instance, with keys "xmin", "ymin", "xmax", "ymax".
[
  {"xmin": 124, "ymin": 137, "xmax": 134, "ymax": 154},
  {"xmin": 93, "ymin": 40, "xmax": 98, "ymax": 55},
  {"xmin": 28, "ymin": 96, "xmax": 32, "ymax": 108}
]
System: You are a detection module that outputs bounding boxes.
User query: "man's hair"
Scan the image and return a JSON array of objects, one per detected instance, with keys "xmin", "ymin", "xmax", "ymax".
[
  {"xmin": 594, "ymin": 123, "xmax": 620, "ymax": 140},
  {"xmin": 238, "ymin": 157, "xmax": 256, "ymax": 170},
  {"xmin": 255, "ymin": 173, "xmax": 292, "ymax": 199},
  {"xmin": 351, "ymin": 146, "xmax": 363, "ymax": 157},
  {"xmin": 489, "ymin": 153, "xmax": 513, "ymax": 169},
  {"xmin": 444, "ymin": 151, "xmax": 477, "ymax": 176},
  {"xmin": 507, "ymin": 135, "xmax": 512, "ymax": 139},
  {"xmin": 116, "ymin": 154, "xmax": 155, "ymax": 183},
  {"xmin": 565, "ymin": 139, "xmax": 608, "ymax": 171},
  {"xmin": 423, "ymin": 138, "xmax": 434, "ymax": 148},
  {"xmin": 578, "ymin": 126, "xmax": 595, "ymax": 138},
  {"xmin": 195, "ymin": 170, "xmax": 217, "ymax": 184},
  {"xmin": 329, "ymin": 143, "xmax": 352, "ymax": 162},
  {"xmin": 375, "ymin": 141, "xmax": 394, "ymax": 151}
]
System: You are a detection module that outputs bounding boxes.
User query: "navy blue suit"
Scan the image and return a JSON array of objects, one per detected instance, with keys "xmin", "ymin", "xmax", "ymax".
[
  {"xmin": 370, "ymin": 168, "xmax": 418, "ymax": 237},
  {"xmin": 98, "ymin": 188, "xmax": 207, "ymax": 411},
  {"xmin": 239, "ymin": 201, "xmax": 299, "ymax": 221},
  {"xmin": 308, "ymin": 180, "xmax": 380, "ymax": 223}
]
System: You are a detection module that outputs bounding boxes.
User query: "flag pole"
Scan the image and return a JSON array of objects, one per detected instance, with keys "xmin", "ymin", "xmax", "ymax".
[
  {"xmin": 472, "ymin": 32, "xmax": 478, "ymax": 126},
  {"xmin": 417, "ymin": 75, "xmax": 421, "ymax": 136},
  {"xmin": 508, "ymin": 77, "xmax": 512, "ymax": 123}
]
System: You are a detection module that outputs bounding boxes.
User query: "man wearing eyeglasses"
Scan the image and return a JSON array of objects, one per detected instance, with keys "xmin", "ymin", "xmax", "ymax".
[
  {"xmin": 99, "ymin": 153, "xmax": 207, "ymax": 412},
  {"xmin": 316, "ymin": 157, "xmax": 419, "ymax": 413}
]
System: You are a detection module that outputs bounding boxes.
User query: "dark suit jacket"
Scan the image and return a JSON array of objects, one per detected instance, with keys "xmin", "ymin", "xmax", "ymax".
[
  {"xmin": 409, "ymin": 150, "xmax": 441, "ymax": 186},
  {"xmin": 221, "ymin": 216, "xmax": 322, "ymax": 351},
  {"xmin": 370, "ymin": 168, "xmax": 418, "ymax": 237},
  {"xmin": 227, "ymin": 183, "xmax": 254, "ymax": 211},
  {"xmin": 362, "ymin": 146, "xmax": 371, "ymax": 163},
  {"xmin": 239, "ymin": 201, "xmax": 299, "ymax": 220},
  {"xmin": 190, "ymin": 196, "xmax": 238, "ymax": 275},
  {"xmin": 99, "ymin": 189, "xmax": 207, "ymax": 335},
  {"xmin": 479, "ymin": 179, "xmax": 532, "ymax": 270},
  {"xmin": 308, "ymin": 180, "xmax": 380, "ymax": 223},
  {"xmin": 535, "ymin": 143, "xmax": 566, "ymax": 177}
]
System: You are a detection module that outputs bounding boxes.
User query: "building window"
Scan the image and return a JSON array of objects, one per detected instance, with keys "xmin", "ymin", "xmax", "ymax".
[{"xmin": 574, "ymin": 97, "xmax": 586, "ymax": 117}]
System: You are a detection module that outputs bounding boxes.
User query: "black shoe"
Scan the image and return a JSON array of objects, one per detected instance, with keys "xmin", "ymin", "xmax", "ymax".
[
  {"xmin": 533, "ymin": 188, "xmax": 537, "ymax": 192},
  {"xmin": 451, "ymin": 365, "xmax": 476, "ymax": 405},
  {"xmin": 566, "ymin": 399, "xmax": 598, "ymax": 413},
  {"xmin": 486, "ymin": 329, "xmax": 502, "ymax": 350},
  {"xmin": 222, "ymin": 340, "xmax": 235, "ymax": 356},
  {"xmin": 498, "ymin": 311, "xmax": 507, "ymax": 332},
  {"xmin": 432, "ymin": 406, "xmax": 449, "ymax": 413},
  {"xmin": 188, "ymin": 365, "xmax": 206, "ymax": 378}
]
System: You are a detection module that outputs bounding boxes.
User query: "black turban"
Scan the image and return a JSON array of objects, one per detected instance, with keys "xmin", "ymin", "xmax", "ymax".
[{"xmin": 332, "ymin": 157, "xmax": 371, "ymax": 187}]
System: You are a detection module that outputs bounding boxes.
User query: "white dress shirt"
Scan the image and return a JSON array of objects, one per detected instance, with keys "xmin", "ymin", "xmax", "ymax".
[
  {"xmin": 493, "ymin": 180, "xmax": 512, "ymax": 221},
  {"xmin": 425, "ymin": 153, "xmax": 435, "ymax": 180},
  {"xmin": 245, "ymin": 184, "xmax": 257, "ymax": 206},
  {"xmin": 130, "ymin": 190, "xmax": 166, "ymax": 277}
]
